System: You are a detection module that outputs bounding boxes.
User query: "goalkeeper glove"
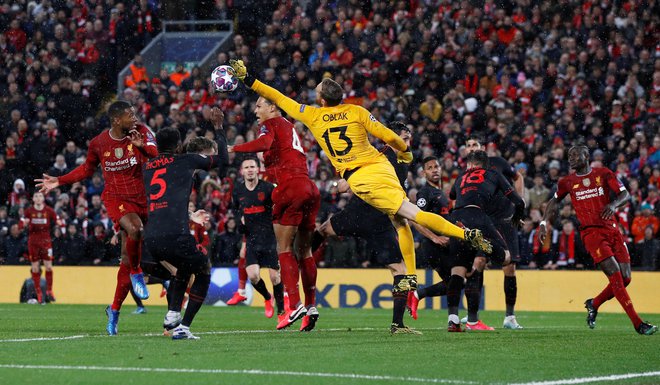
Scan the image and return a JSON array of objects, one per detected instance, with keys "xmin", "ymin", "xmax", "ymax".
[
  {"xmin": 396, "ymin": 146, "xmax": 413, "ymax": 164},
  {"xmin": 229, "ymin": 59, "xmax": 247, "ymax": 80}
]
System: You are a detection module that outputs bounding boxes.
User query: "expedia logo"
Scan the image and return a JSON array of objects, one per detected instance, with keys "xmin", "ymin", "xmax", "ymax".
[{"xmin": 322, "ymin": 112, "xmax": 348, "ymax": 122}]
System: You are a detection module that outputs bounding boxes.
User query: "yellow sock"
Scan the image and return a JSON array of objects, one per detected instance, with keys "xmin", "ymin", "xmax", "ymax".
[
  {"xmin": 396, "ymin": 223, "xmax": 416, "ymax": 275},
  {"xmin": 414, "ymin": 211, "xmax": 465, "ymax": 240}
]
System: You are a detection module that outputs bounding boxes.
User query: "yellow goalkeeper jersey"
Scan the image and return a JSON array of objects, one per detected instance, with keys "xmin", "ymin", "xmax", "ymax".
[{"xmin": 251, "ymin": 80, "xmax": 408, "ymax": 175}]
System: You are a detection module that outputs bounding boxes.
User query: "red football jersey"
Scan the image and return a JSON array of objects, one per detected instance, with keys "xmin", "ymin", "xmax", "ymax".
[
  {"xmin": 233, "ymin": 117, "xmax": 308, "ymax": 183},
  {"xmin": 24, "ymin": 205, "xmax": 57, "ymax": 243},
  {"xmin": 555, "ymin": 167, "xmax": 626, "ymax": 229},
  {"xmin": 59, "ymin": 125, "xmax": 158, "ymax": 201}
]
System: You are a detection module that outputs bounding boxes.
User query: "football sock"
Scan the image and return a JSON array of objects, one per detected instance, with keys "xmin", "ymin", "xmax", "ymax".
[
  {"xmin": 447, "ymin": 275, "xmax": 465, "ymax": 317},
  {"xmin": 146, "ymin": 276, "xmax": 164, "ymax": 285},
  {"xmin": 392, "ymin": 275, "xmax": 407, "ymax": 327},
  {"xmin": 466, "ymin": 271, "xmax": 483, "ymax": 323},
  {"xmin": 417, "ymin": 281, "xmax": 447, "ymax": 299},
  {"xmin": 129, "ymin": 288, "xmax": 144, "ymax": 308},
  {"xmin": 125, "ymin": 236, "xmax": 142, "ymax": 274},
  {"xmin": 252, "ymin": 278, "xmax": 271, "ymax": 300},
  {"xmin": 182, "ymin": 273, "xmax": 210, "ymax": 327},
  {"xmin": 608, "ymin": 271, "xmax": 642, "ymax": 328},
  {"xmin": 504, "ymin": 275, "xmax": 517, "ymax": 316},
  {"xmin": 238, "ymin": 257, "xmax": 247, "ymax": 291},
  {"xmin": 414, "ymin": 211, "xmax": 465, "ymax": 240},
  {"xmin": 45, "ymin": 270, "xmax": 53, "ymax": 291},
  {"xmin": 396, "ymin": 223, "xmax": 417, "ymax": 276},
  {"xmin": 31, "ymin": 271, "xmax": 42, "ymax": 299},
  {"xmin": 300, "ymin": 257, "xmax": 317, "ymax": 307},
  {"xmin": 593, "ymin": 276, "xmax": 631, "ymax": 310},
  {"xmin": 111, "ymin": 263, "xmax": 132, "ymax": 311},
  {"xmin": 168, "ymin": 274, "xmax": 190, "ymax": 313},
  {"xmin": 278, "ymin": 251, "xmax": 301, "ymax": 309},
  {"xmin": 311, "ymin": 230, "xmax": 324, "ymax": 253},
  {"xmin": 273, "ymin": 282, "xmax": 285, "ymax": 314}
]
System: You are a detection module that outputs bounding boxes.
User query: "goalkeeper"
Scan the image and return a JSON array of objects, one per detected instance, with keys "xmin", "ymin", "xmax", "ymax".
[{"xmin": 229, "ymin": 60, "xmax": 492, "ymax": 322}]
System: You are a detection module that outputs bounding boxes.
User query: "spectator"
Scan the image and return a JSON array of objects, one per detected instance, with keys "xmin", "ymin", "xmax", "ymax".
[
  {"xmin": 59, "ymin": 223, "xmax": 86, "ymax": 265},
  {"xmin": 528, "ymin": 175, "xmax": 551, "ymax": 210},
  {"xmin": 637, "ymin": 226, "xmax": 660, "ymax": 271},
  {"xmin": 631, "ymin": 203, "xmax": 660, "ymax": 243},
  {"xmin": 3, "ymin": 222, "xmax": 27, "ymax": 264},
  {"xmin": 169, "ymin": 63, "xmax": 190, "ymax": 87},
  {"xmin": 211, "ymin": 217, "xmax": 241, "ymax": 266}
]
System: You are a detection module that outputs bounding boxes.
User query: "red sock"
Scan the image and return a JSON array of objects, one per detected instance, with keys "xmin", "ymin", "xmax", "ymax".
[
  {"xmin": 31, "ymin": 271, "xmax": 42, "ymax": 298},
  {"xmin": 300, "ymin": 257, "xmax": 317, "ymax": 307},
  {"xmin": 238, "ymin": 257, "xmax": 247, "ymax": 291},
  {"xmin": 125, "ymin": 236, "xmax": 142, "ymax": 274},
  {"xmin": 278, "ymin": 251, "xmax": 300, "ymax": 309},
  {"xmin": 608, "ymin": 271, "xmax": 642, "ymax": 328},
  {"xmin": 111, "ymin": 263, "xmax": 132, "ymax": 311},
  {"xmin": 592, "ymin": 276, "xmax": 631, "ymax": 309},
  {"xmin": 45, "ymin": 270, "xmax": 53, "ymax": 291}
]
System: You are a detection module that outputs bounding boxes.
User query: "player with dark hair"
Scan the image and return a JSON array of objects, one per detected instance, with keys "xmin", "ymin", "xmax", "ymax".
[
  {"xmin": 23, "ymin": 191, "xmax": 58, "ymax": 304},
  {"xmin": 229, "ymin": 60, "xmax": 492, "ymax": 332},
  {"xmin": 445, "ymin": 150, "xmax": 525, "ymax": 332},
  {"xmin": 231, "ymin": 157, "xmax": 285, "ymax": 321},
  {"xmin": 36, "ymin": 100, "xmax": 158, "ymax": 335},
  {"xmin": 465, "ymin": 135, "xmax": 525, "ymax": 329},
  {"xmin": 318, "ymin": 123, "xmax": 421, "ymax": 334},
  {"xmin": 539, "ymin": 146, "xmax": 656, "ymax": 335},
  {"xmin": 143, "ymin": 108, "xmax": 228, "ymax": 340},
  {"xmin": 406, "ymin": 156, "xmax": 455, "ymax": 322},
  {"xmin": 228, "ymin": 96, "xmax": 320, "ymax": 331}
]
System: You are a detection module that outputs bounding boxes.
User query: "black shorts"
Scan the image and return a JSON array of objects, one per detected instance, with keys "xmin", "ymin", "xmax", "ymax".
[
  {"xmin": 144, "ymin": 234, "xmax": 209, "ymax": 275},
  {"xmin": 447, "ymin": 207, "xmax": 508, "ymax": 269},
  {"xmin": 331, "ymin": 196, "xmax": 402, "ymax": 266},
  {"xmin": 419, "ymin": 239, "xmax": 451, "ymax": 280},
  {"xmin": 493, "ymin": 220, "xmax": 520, "ymax": 264},
  {"xmin": 245, "ymin": 243, "xmax": 279, "ymax": 270}
]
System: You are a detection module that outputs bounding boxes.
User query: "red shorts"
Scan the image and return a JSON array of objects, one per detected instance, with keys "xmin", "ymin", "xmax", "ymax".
[
  {"xmin": 28, "ymin": 242, "xmax": 53, "ymax": 262},
  {"xmin": 105, "ymin": 197, "xmax": 148, "ymax": 230},
  {"xmin": 272, "ymin": 177, "xmax": 320, "ymax": 231},
  {"xmin": 581, "ymin": 225, "xmax": 630, "ymax": 265}
]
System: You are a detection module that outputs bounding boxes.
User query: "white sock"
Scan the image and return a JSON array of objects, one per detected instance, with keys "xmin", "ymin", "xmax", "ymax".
[
  {"xmin": 413, "ymin": 290, "xmax": 419, "ymax": 300},
  {"xmin": 238, "ymin": 289, "xmax": 246, "ymax": 296},
  {"xmin": 448, "ymin": 314, "xmax": 460, "ymax": 324}
]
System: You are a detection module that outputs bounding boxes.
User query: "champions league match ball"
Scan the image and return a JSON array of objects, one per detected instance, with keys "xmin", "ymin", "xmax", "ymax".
[{"xmin": 211, "ymin": 65, "xmax": 239, "ymax": 93}]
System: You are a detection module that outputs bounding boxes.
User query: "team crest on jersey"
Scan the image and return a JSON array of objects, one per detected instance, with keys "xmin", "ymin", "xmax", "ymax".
[
  {"xmin": 119, "ymin": 204, "xmax": 125, "ymax": 212},
  {"xmin": 37, "ymin": 212, "xmax": 42, "ymax": 218},
  {"xmin": 258, "ymin": 192, "xmax": 265, "ymax": 201},
  {"xmin": 573, "ymin": 184, "xmax": 580, "ymax": 189},
  {"xmin": 595, "ymin": 176, "xmax": 601, "ymax": 186},
  {"xmin": 127, "ymin": 144, "xmax": 134, "ymax": 155},
  {"xmin": 115, "ymin": 148, "xmax": 124, "ymax": 158},
  {"xmin": 582, "ymin": 178, "xmax": 591, "ymax": 187},
  {"xmin": 104, "ymin": 151, "xmax": 111, "ymax": 157}
]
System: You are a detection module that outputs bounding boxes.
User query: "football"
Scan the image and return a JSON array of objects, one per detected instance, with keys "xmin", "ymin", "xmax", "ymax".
[{"xmin": 210, "ymin": 65, "xmax": 239, "ymax": 93}]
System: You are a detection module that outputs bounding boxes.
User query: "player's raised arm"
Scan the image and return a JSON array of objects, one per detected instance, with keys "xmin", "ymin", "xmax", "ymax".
[
  {"xmin": 210, "ymin": 107, "xmax": 229, "ymax": 167},
  {"xmin": 360, "ymin": 109, "xmax": 411, "ymax": 161},
  {"xmin": 35, "ymin": 143, "xmax": 99, "ymax": 194},
  {"xmin": 229, "ymin": 59, "xmax": 316, "ymax": 126},
  {"xmin": 131, "ymin": 124, "xmax": 158, "ymax": 158}
]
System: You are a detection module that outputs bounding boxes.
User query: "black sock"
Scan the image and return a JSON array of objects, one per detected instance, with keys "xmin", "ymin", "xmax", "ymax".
[
  {"xmin": 252, "ymin": 279, "xmax": 271, "ymax": 300},
  {"xmin": 147, "ymin": 276, "xmax": 164, "ymax": 286},
  {"xmin": 447, "ymin": 275, "xmax": 465, "ymax": 318},
  {"xmin": 417, "ymin": 281, "xmax": 447, "ymax": 300},
  {"xmin": 273, "ymin": 282, "xmax": 285, "ymax": 314},
  {"xmin": 465, "ymin": 271, "xmax": 483, "ymax": 323},
  {"xmin": 130, "ymin": 288, "xmax": 144, "ymax": 307},
  {"xmin": 504, "ymin": 276, "xmax": 517, "ymax": 316},
  {"xmin": 169, "ymin": 274, "xmax": 190, "ymax": 312},
  {"xmin": 312, "ymin": 231, "xmax": 325, "ymax": 253},
  {"xmin": 182, "ymin": 273, "xmax": 210, "ymax": 327},
  {"xmin": 392, "ymin": 275, "xmax": 406, "ymax": 327}
]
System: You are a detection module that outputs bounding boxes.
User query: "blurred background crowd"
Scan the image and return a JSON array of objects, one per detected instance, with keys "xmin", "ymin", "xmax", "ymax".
[{"xmin": 1, "ymin": 0, "xmax": 659, "ymax": 271}]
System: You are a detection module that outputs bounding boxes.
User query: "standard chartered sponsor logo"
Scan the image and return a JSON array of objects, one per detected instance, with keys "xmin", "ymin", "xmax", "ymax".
[
  {"xmin": 575, "ymin": 187, "xmax": 605, "ymax": 200},
  {"xmin": 104, "ymin": 157, "xmax": 138, "ymax": 172}
]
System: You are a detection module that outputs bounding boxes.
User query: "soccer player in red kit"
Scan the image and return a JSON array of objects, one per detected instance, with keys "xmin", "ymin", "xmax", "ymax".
[
  {"xmin": 539, "ymin": 146, "xmax": 657, "ymax": 335},
  {"xmin": 24, "ymin": 191, "xmax": 58, "ymax": 304},
  {"xmin": 36, "ymin": 101, "xmax": 158, "ymax": 335},
  {"xmin": 229, "ymin": 96, "xmax": 321, "ymax": 331}
]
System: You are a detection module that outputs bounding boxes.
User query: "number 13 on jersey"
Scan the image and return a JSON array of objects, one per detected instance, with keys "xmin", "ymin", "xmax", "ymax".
[{"xmin": 321, "ymin": 126, "xmax": 353, "ymax": 157}]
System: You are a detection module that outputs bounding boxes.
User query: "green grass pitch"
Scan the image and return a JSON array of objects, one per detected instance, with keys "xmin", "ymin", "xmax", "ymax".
[{"xmin": 0, "ymin": 304, "xmax": 657, "ymax": 385}]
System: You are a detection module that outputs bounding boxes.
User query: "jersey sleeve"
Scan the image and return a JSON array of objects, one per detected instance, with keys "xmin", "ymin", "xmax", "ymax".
[
  {"xmin": 360, "ymin": 108, "xmax": 408, "ymax": 152},
  {"xmin": 137, "ymin": 124, "xmax": 158, "ymax": 158},
  {"xmin": 251, "ymin": 79, "xmax": 318, "ymax": 127},
  {"xmin": 449, "ymin": 180, "xmax": 458, "ymax": 200},
  {"xmin": 495, "ymin": 157, "xmax": 516, "ymax": 180},
  {"xmin": 495, "ymin": 171, "xmax": 515, "ymax": 196},
  {"xmin": 58, "ymin": 140, "xmax": 99, "ymax": 185},
  {"xmin": 554, "ymin": 177, "xmax": 569, "ymax": 201},
  {"xmin": 416, "ymin": 188, "xmax": 431, "ymax": 212},
  {"xmin": 603, "ymin": 168, "xmax": 626, "ymax": 194},
  {"xmin": 233, "ymin": 124, "xmax": 275, "ymax": 153},
  {"xmin": 184, "ymin": 154, "xmax": 224, "ymax": 171}
]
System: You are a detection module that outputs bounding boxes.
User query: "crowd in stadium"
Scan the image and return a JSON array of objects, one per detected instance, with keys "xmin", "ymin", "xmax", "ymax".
[{"xmin": 1, "ymin": 0, "xmax": 659, "ymax": 271}]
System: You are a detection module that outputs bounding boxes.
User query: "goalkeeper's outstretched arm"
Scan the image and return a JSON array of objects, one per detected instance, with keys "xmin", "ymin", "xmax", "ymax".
[{"xmin": 230, "ymin": 60, "xmax": 314, "ymax": 127}]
